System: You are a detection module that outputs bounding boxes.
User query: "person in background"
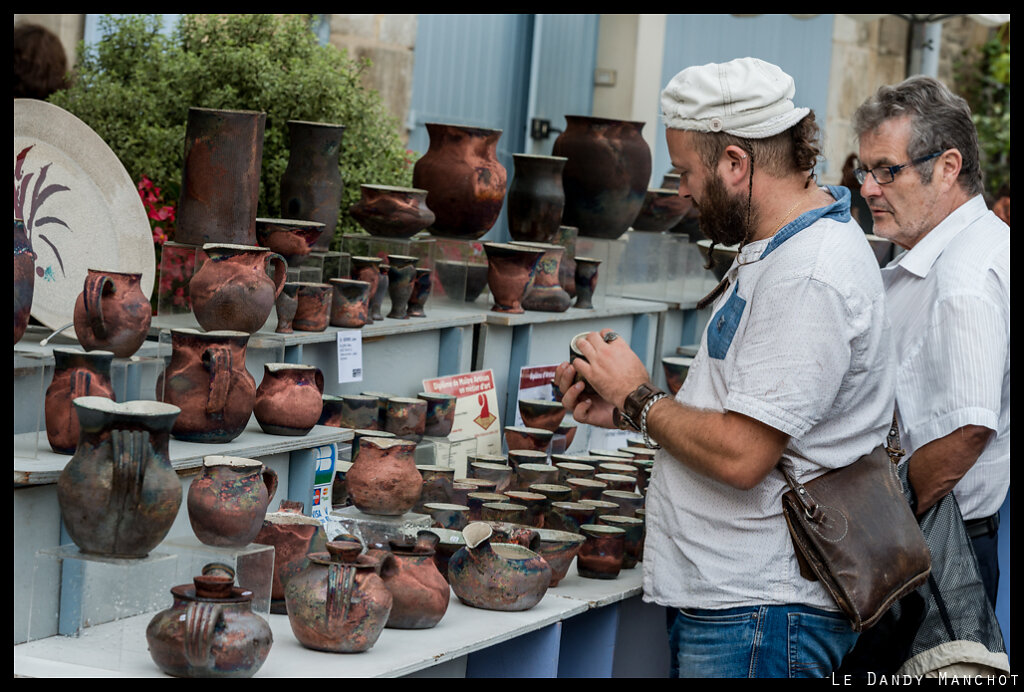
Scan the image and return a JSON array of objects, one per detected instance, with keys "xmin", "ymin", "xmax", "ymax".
[
  {"xmin": 841, "ymin": 152, "xmax": 874, "ymax": 233},
  {"xmin": 14, "ymin": 22, "xmax": 69, "ymax": 100}
]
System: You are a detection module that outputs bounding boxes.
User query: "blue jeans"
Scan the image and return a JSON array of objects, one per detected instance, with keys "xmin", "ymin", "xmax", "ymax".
[{"xmin": 667, "ymin": 605, "xmax": 860, "ymax": 678}]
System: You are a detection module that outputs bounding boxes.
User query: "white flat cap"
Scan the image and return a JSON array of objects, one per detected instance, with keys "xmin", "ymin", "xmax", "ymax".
[{"xmin": 660, "ymin": 57, "xmax": 809, "ymax": 139}]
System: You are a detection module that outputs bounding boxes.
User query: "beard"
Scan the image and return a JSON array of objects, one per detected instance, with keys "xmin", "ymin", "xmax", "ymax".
[{"xmin": 697, "ymin": 170, "xmax": 759, "ymax": 247}]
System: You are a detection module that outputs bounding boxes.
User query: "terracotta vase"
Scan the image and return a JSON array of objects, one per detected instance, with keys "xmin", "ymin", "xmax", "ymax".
[
  {"xmin": 280, "ymin": 120, "xmax": 346, "ymax": 252},
  {"xmin": 146, "ymin": 567, "xmax": 272, "ymax": 678},
  {"xmin": 346, "ymin": 437, "xmax": 422, "ymax": 516},
  {"xmin": 349, "ymin": 185, "xmax": 435, "ymax": 239},
  {"xmin": 254, "ymin": 363, "xmax": 325, "ymax": 436},
  {"xmin": 293, "ymin": 282, "xmax": 332, "ymax": 332},
  {"xmin": 187, "ymin": 456, "xmax": 279, "ymax": 548},
  {"xmin": 412, "ymin": 123, "xmax": 507, "ymax": 239},
  {"xmin": 379, "ymin": 532, "xmax": 450, "ymax": 629},
  {"xmin": 552, "ymin": 115, "xmax": 651, "ymax": 240},
  {"xmin": 406, "ymin": 268, "xmax": 432, "ymax": 318},
  {"xmin": 45, "ymin": 348, "xmax": 116, "ymax": 455},
  {"xmin": 274, "ymin": 282, "xmax": 299, "ymax": 334},
  {"xmin": 56, "ymin": 397, "xmax": 182, "ymax": 558},
  {"xmin": 483, "ymin": 242, "xmax": 544, "ymax": 314},
  {"xmin": 554, "ymin": 225, "xmax": 579, "ymax": 298},
  {"xmin": 448, "ymin": 522, "xmax": 551, "ymax": 611},
  {"xmin": 157, "ymin": 329, "xmax": 256, "ymax": 443},
  {"xmin": 573, "ymin": 257, "xmax": 602, "ymax": 309},
  {"xmin": 386, "ymin": 254, "xmax": 418, "ymax": 320},
  {"xmin": 350, "ymin": 256, "xmax": 382, "ymax": 323},
  {"xmin": 513, "ymin": 242, "xmax": 572, "ymax": 312},
  {"xmin": 255, "ymin": 217, "xmax": 325, "ymax": 267},
  {"xmin": 285, "ymin": 540, "xmax": 395, "ymax": 653},
  {"xmin": 253, "ymin": 500, "xmax": 328, "ymax": 614},
  {"xmin": 189, "ymin": 244, "xmax": 287, "ymax": 334},
  {"xmin": 72, "ymin": 269, "xmax": 152, "ymax": 358},
  {"xmin": 177, "ymin": 107, "xmax": 266, "ymax": 247},
  {"xmin": 329, "ymin": 278, "xmax": 372, "ymax": 328},
  {"xmin": 507, "ymin": 154, "xmax": 567, "ymax": 243},
  {"xmin": 14, "ymin": 218, "xmax": 34, "ymax": 345}
]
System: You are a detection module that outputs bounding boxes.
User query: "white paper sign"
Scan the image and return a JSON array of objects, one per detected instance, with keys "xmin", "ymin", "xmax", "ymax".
[
  {"xmin": 422, "ymin": 369, "xmax": 502, "ymax": 455},
  {"xmin": 336, "ymin": 330, "xmax": 363, "ymax": 383}
]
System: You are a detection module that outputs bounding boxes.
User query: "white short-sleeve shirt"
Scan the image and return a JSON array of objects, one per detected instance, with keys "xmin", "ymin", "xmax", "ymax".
[
  {"xmin": 642, "ymin": 186, "xmax": 897, "ymax": 611},
  {"xmin": 881, "ymin": 195, "xmax": 1009, "ymax": 521}
]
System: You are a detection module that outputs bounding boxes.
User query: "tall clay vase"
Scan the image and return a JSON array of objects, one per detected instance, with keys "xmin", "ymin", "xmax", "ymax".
[
  {"xmin": 380, "ymin": 532, "xmax": 450, "ymax": 629},
  {"xmin": 346, "ymin": 437, "xmax": 422, "ymax": 516},
  {"xmin": 72, "ymin": 269, "xmax": 152, "ymax": 358},
  {"xmin": 45, "ymin": 348, "xmax": 116, "ymax": 455},
  {"xmin": 280, "ymin": 120, "xmax": 346, "ymax": 252},
  {"xmin": 350, "ymin": 256, "xmax": 382, "ymax": 323},
  {"xmin": 146, "ymin": 569, "xmax": 273, "ymax": 678},
  {"xmin": 552, "ymin": 116, "xmax": 652, "ymax": 240},
  {"xmin": 187, "ymin": 456, "xmax": 279, "ymax": 548},
  {"xmin": 177, "ymin": 107, "xmax": 266, "ymax": 247},
  {"xmin": 482, "ymin": 242, "xmax": 545, "ymax": 314},
  {"xmin": 285, "ymin": 540, "xmax": 395, "ymax": 653},
  {"xmin": 574, "ymin": 257, "xmax": 602, "ymax": 309},
  {"xmin": 57, "ymin": 397, "xmax": 182, "ymax": 558},
  {"xmin": 507, "ymin": 154, "xmax": 567, "ymax": 243},
  {"xmin": 254, "ymin": 363, "xmax": 325, "ymax": 436},
  {"xmin": 254, "ymin": 501, "xmax": 328, "ymax": 614},
  {"xmin": 386, "ymin": 254, "xmax": 418, "ymax": 320},
  {"xmin": 412, "ymin": 123, "xmax": 507, "ymax": 239},
  {"xmin": 554, "ymin": 225, "xmax": 579, "ymax": 299},
  {"xmin": 190, "ymin": 244, "xmax": 287, "ymax": 334},
  {"xmin": 513, "ymin": 242, "xmax": 572, "ymax": 312},
  {"xmin": 448, "ymin": 522, "xmax": 551, "ymax": 611},
  {"xmin": 157, "ymin": 329, "xmax": 256, "ymax": 443},
  {"xmin": 14, "ymin": 218, "xmax": 34, "ymax": 345},
  {"xmin": 406, "ymin": 268, "xmax": 432, "ymax": 318},
  {"xmin": 329, "ymin": 279, "xmax": 372, "ymax": 328}
]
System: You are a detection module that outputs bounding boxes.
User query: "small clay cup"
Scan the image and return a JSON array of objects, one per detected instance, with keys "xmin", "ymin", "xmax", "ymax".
[
  {"xmin": 418, "ymin": 392, "xmax": 457, "ymax": 437},
  {"xmin": 504, "ymin": 425, "xmax": 554, "ymax": 454},
  {"xmin": 329, "ymin": 278, "xmax": 372, "ymax": 329},
  {"xmin": 577, "ymin": 524, "xmax": 626, "ymax": 579},
  {"xmin": 517, "ymin": 398, "xmax": 567, "ymax": 432},
  {"xmin": 384, "ymin": 397, "xmax": 428, "ymax": 442},
  {"xmin": 293, "ymin": 282, "xmax": 333, "ymax": 332}
]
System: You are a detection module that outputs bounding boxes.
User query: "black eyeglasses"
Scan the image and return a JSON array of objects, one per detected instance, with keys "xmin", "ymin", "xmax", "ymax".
[{"xmin": 854, "ymin": 151, "xmax": 943, "ymax": 185}]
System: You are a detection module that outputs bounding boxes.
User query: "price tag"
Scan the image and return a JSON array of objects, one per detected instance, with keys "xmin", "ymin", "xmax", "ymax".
[{"xmin": 336, "ymin": 330, "xmax": 363, "ymax": 383}]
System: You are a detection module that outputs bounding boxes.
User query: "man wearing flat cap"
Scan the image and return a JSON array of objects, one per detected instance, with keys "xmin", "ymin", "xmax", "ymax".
[{"xmin": 556, "ymin": 57, "xmax": 896, "ymax": 677}]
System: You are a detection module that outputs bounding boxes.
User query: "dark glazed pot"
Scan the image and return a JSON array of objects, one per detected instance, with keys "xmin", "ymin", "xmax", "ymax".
[
  {"xmin": 386, "ymin": 254, "xmax": 418, "ymax": 320},
  {"xmin": 518, "ymin": 398, "xmax": 566, "ymax": 432},
  {"xmin": 534, "ymin": 528, "xmax": 586, "ymax": 586},
  {"xmin": 598, "ymin": 514, "xmax": 644, "ymax": 569},
  {"xmin": 177, "ymin": 108, "xmax": 266, "ymax": 247},
  {"xmin": 573, "ymin": 257, "xmax": 602, "ymax": 309},
  {"xmin": 418, "ymin": 392, "xmax": 457, "ymax": 437},
  {"xmin": 697, "ymin": 240, "xmax": 740, "ymax": 281},
  {"xmin": 335, "ymin": 394, "xmax": 381, "ymax": 430},
  {"xmin": 189, "ymin": 244, "xmax": 287, "ymax": 334},
  {"xmin": 483, "ymin": 242, "xmax": 544, "ymax": 314},
  {"xmin": 448, "ymin": 522, "xmax": 551, "ymax": 611},
  {"xmin": 350, "ymin": 256, "xmax": 383, "ymax": 323},
  {"xmin": 45, "ymin": 348, "xmax": 116, "ymax": 455},
  {"xmin": 347, "ymin": 437, "xmax": 422, "ymax": 516},
  {"xmin": 380, "ymin": 532, "xmax": 450, "ymax": 629},
  {"xmin": 384, "ymin": 396, "xmax": 427, "ymax": 442},
  {"xmin": 632, "ymin": 188, "xmax": 690, "ymax": 232},
  {"xmin": 349, "ymin": 185, "xmax": 435, "ymax": 239},
  {"xmin": 577, "ymin": 523, "xmax": 626, "ymax": 579},
  {"xmin": 157, "ymin": 329, "xmax": 256, "ymax": 444},
  {"xmin": 72, "ymin": 269, "xmax": 152, "ymax": 358},
  {"xmin": 319, "ymin": 395, "xmax": 345, "ymax": 428},
  {"xmin": 57, "ymin": 397, "xmax": 182, "ymax": 558},
  {"xmin": 255, "ymin": 217, "xmax": 325, "ymax": 267},
  {"xmin": 513, "ymin": 242, "xmax": 572, "ymax": 313},
  {"xmin": 285, "ymin": 541, "xmax": 394, "ymax": 653},
  {"xmin": 187, "ymin": 456, "xmax": 279, "ymax": 548},
  {"xmin": 254, "ymin": 500, "xmax": 328, "ymax": 614},
  {"xmin": 507, "ymin": 154, "xmax": 567, "ymax": 243},
  {"xmin": 504, "ymin": 425, "xmax": 554, "ymax": 454},
  {"xmin": 293, "ymin": 282, "xmax": 333, "ymax": 332},
  {"xmin": 146, "ymin": 567, "xmax": 273, "ymax": 678},
  {"xmin": 413, "ymin": 123, "xmax": 507, "ymax": 239},
  {"xmin": 417, "ymin": 464, "xmax": 457, "ymax": 509},
  {"xmin": 14, "ymin": 218, "xmax": 34, "ymax": 345},
  {"xmin": 552, "ymin": 115, "xmax": 651, "ymax": 240},
  {"xmin": 274, "ymin": 282, "xmax": 299, "ymax": 334},
  {"xmin": 662, "ymin": 355, "xmax": 693, "ymax": 395},
  {"xmin": 254, "ymin": 363, "xmax": 325, "ymax": 436},
  {"xmin": 406, "ymin": 268, "xmax": 432, "ymax": 318},
  {"xmin": 280, "ymin": 120, "xmax": 346, "ymax": 252},
  {"xmin": 329, "ymin": 278, "xmax": 372, "ymax": 328}
]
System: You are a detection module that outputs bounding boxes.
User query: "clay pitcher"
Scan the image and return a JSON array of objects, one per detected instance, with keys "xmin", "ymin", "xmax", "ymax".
[
  {"xmin": 280, "ymin": 120, "xmax": 346, "ymax": 252},
  {"xmin": 177, "ymin": 107, "xmax": 266, "ymax": 247},
  {"xmin": 412, "ymin": 123, "xmax": 507, "ymax": 239},
  {"xmin": 379, "ymin": 531, "xmax": 450, "ymax": 629},
  {"xmin": 254, "ymin": 363, "xmax": 325, "ymax": 436},
  {"xmin": 72, "ymin": 269, "xmax": 152, "ymax": 358},
  {"xmin": 507, "ymin": 154, "xmax": 567, "ymax": 243},
  {"xmin": 285, "ymin": 540, "xmax": 395, "ymax": 653},
  {"xmin": 189, "ymin": 244, "xmax": 287, "ymax": 334},
  {"xmin": 157, "ymin": 329, "xmax": 256, "ymax": 443},
  {"xmin": 187, "ymin": 455, "xmax": 279, "ymax": 548},
  {"xmin": 447, "ymin": 522, "xmax": 551, "ymax": 611},
  {"xmin": 14, "ymin": 217, "xmax": 34, "ymax": 345},
  {"xmin": 56, "ymin": 397, "xmax": 182, "ymax": 558},
  {"xmin": 346, "ymin": 437, "xmax": 422, "ymax": 516},
  {"xmin": 253, "ymin": 501, "xmax": 328, "ymax": 614},
  {"xmin": 45, "ymin": 348, "xmax": 116, "ymax": 455},
  {"xmin": 146, "ymin": 565, "xmax": 273, "ymax": 678}
]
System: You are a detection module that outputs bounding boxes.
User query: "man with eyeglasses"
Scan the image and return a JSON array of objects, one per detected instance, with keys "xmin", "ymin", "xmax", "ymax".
[{"xmin": 853, "ymin": 76, "xmax": 1009, "ymax": 608}]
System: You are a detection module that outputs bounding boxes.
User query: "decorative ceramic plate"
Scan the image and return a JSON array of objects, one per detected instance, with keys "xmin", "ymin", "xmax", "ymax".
[{"xmin": 14, "ymin": 99, "xmax": 155, "ymax": 331}]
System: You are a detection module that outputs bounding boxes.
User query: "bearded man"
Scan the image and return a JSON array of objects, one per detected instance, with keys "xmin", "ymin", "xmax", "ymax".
[{"xmin": 555, "ymin": 58, "xmax": 896, "ymax": 678}]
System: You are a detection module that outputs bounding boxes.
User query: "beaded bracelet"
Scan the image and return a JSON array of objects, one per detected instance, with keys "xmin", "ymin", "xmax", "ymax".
[{"xmin": 640, "ymin": 392, "xmax": 668, "ymax": 449}]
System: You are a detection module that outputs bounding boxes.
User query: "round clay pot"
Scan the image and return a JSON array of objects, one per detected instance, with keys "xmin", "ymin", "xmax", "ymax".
[
  {"xmin": 507, "ymin": 154, "xmax": 567, "ymax": 243},
  {"xmin": 187, "ymin": 456, "xmax": 279, "ymax": 548},
  {"xmin": 448, "ymin": 523, "xmax": 551, "ymax": 611},
  {"xmin": 329, "ymin": 278, "xmax": 372, "ymax": 328},
  {"xmin": 253, "ymin": 501, "xmax": 328, "ymax": 614},
  {"xmin": 280, "ymin": 120, "xmax": 345, "ymax": 252},
  {"xmin": 483, "ymin": 242, "xmax": 545, "ymax": 314},
  {"xmin": 381, "ymin": 532, "xmax": 451, "ymax": 629},
  {"xmin": 255, "ymin": 217, "xmax": 326, "ymax": 267},
  {"xmin": 413, "ymin": 123, "xmax": 507, "ymax": 239},
  {"xmin": 254, "ymin": 363, "xmax": 325, "ymax": 436},
  {"xmin": 349, "ymin": 184, "xmax": 435, "ymax": 239},
  {"xmin": 293, "ymin": 282, "xmax": 332, "ymax": 332},
  {"xmin": 347, "ymin": 437, "xmax": 422, "ymax": 516},
  {"xmin": 577, "ymin": 523, "xmax": 626, "ymax": 579},
  {"xmin": 534, "ymin": 528, "xmax": 586, "ymax": 586},
  {"xmin": 45, "ymin": 348, "xmax": 116, "ymax": 455},
  {"xmin": 190, "ymin": 244, "xmax": 287, "ymax": 334},
  {"xmin": 72, "ymin": 269, "xmax": 152, "ymax": 358}
]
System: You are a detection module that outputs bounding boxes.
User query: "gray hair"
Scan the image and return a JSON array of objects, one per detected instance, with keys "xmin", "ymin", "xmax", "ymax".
[{"xmin": 852, "ymin": 76, "xmax": 983, "ymax": 196}]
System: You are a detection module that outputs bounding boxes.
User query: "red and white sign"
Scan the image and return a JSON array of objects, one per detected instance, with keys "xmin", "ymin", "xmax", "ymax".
[{"xmin": 423, "ymin": 369, "xmax": 502, "ymax": 455}]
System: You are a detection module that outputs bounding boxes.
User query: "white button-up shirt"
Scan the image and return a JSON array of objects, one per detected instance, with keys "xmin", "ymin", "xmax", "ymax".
[
  {"xmin": 643, "ymin": 187, "xmax": 897, "ymax": 611},
  {"xmin": 881, "ymin": 194, "xmax": 1010, "ymax": 521}
]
